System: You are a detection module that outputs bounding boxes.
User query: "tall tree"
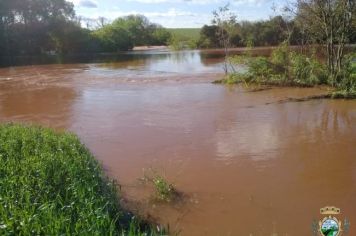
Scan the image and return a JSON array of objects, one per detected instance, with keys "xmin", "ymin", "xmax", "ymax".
[{"xmin": 292, "ymin": 0, "xmax": 355, "ymax": 85}]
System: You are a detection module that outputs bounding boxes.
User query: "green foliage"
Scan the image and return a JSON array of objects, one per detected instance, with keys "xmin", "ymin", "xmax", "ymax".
[
  {"xmin": 142, "ymin": 169, "xmax": 178, "ymax": 202},
  {"xmin": 271, "ymin": 43, "xmax": 289, "ymax": 69},
  {"xmin": 219, "ymin": 44, "xmax": 329, "ymax": 87},
  {"xmin": 167, "ymin": 28, "xmax": 200, "ymax": 50},
  {"xmin": 93, "ymin": 15, "xmax": 172, "ymax": 52},
  {"xmin": 168, "ymin": 35, "xmax": 185, "ymax": 51},
  {"xmin": 0, "ymin": 124, "xmax": 163, "ymax": 235},
  {"xmin": 153, "ymin": 176, "xmax": 176, "ymax": 202},
  {"xmin": 289, "ymin": 52, "xmax": 328, "ymax": 86},
  {"xmin": 93, "ymin": 25, "xmax": 133, "ymax": 51},
  {"xmin": 198, "ymin": 15, "xmax": 303, "ymax": 49},
  {"xmin": 0, "ymin": 0, "xmax": 75, "ymax": 55},
  {"xmin": 167, "ymin": 28, "xmax": 200, "ymax": 41},
  {"xmin": 151, "ymin": 27, "xmax": 172, "ymax": 45},
  {"xmin": 332, "ymin": 53, "xmax": 356, "ymax": 97},
  {"xmin": 0, "ymin": 2, "xmax": 172, "ymax": 58},
  {"xmin": 198, "ymin": 25, "xmax": 221, "ymax": 48},
  {"xmin": 248, "ymin": 57, "xmax": 274, "ymax": 80}
]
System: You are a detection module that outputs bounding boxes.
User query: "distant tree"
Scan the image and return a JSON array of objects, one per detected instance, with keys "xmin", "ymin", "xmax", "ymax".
[
  {"xmin": 150, "ymin": 25, "xmax": 171, "ymax": 45},
  {"xmin": 199, "ymin": 25, "xmax": 220, "ymax": 48},
  {"xmin": 93, "ymin": 15, "xmax": 171, "ymax": 51},
  {"xmin": 93, "ymin": 24, "xmax": 133, "ymax": 51}
]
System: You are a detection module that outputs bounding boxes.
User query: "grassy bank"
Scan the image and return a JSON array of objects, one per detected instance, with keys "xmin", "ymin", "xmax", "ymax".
[{"xmin": 0, "ymin": 124, "xmax": 163, "ymax": 235}]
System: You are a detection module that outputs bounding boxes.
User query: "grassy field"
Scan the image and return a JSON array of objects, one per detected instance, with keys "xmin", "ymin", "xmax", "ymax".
[
  {"xmin": 0, "ymin": 124, "xmax": 163, "ymax": 235},
  {"xmin": 167, "ymin": 28, "xmax": 200, "ymax": 41}
]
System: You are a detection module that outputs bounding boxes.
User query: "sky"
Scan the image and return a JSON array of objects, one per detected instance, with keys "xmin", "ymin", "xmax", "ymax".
[{"xmin": 68, "ymin": 0, "xmax": 286, "ymax": 28}]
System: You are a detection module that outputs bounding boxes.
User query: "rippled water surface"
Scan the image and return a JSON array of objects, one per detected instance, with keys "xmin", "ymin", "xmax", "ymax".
[{"xmin": 0, "ymin": 50, "xmax": 355, "ymax": 235}]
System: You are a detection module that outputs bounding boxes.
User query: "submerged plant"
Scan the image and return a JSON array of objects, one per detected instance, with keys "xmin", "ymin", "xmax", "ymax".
[
  {"xmin": 153, "ymin": 175, "xmax": 176, "ymax": 202},
  {"xmin": 142, "ymin": 169, "xmax": 178, "ymax": 202}
]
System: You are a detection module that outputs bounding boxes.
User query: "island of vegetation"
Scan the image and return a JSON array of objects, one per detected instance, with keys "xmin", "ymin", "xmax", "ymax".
[{"xmin": 208, "ymin": 3, "xmax": 355, "ymax": 99}]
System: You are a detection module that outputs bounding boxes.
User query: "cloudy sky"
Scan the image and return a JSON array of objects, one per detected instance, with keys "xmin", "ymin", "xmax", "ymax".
[{"xmin": 68, "ymin": 0, "xmax": 285, "ymax": 28}]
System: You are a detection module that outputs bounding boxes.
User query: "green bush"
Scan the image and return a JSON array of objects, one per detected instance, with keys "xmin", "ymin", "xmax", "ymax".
[
  {"xmin": 220, "ymin": 44, "xmax": 328, "ymax": 87},
  {"xmin": 248, "ymin": 57, "xmax": 274, "ymax": 81},
  {"xmin": 271, "ymin": 42, "xmax": 289, "ymax": 72},
  {"xmin": 333, "ymin": 53, "xmax": 356, "ymax": 97},
  {"xmin": 289, "ymin": 52, "xmax": 328, "ymax": 86},
  {"xmin": 0, "ymin": 124, "xmax": 161, "ymax": 235}
]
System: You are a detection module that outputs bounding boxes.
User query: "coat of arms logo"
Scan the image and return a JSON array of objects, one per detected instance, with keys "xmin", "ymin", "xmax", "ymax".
[{"xmin": 312, "ymin": 206, "xmax": 350, "ymax": 236}]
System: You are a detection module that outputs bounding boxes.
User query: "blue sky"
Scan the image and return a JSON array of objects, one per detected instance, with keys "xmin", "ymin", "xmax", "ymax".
[{"xmin": 69, "ymin": 0, "xmax": 286, "ymax": 28}]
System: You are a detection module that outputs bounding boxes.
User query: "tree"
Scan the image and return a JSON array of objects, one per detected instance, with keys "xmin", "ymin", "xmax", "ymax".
[
  {"xmin": 93, "ymin": 15, "xmax": 171, "ymax": 51},
  {"xmin": 291, "ymin": 0, "xmax": 355, "ymax": 85},
  {"xmin": 0, "ymin": 0, "xmax": 75, "ymax": 55},
  {"xmin": 199, "ymin": 25, "xmax": 220, "ymax": 48},
  {"xmin": 212, "ymin": 3, "xmax": 237, "ymax": 74}
]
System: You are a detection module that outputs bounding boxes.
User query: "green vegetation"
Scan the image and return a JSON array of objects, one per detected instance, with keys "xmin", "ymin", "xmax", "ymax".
[
  {"xmin": 153, "ymin": 176, "xmax": 176, "ymax": 202},
  {"xmin": 0, "ymin": 124, "xmax": 165, "ymax": 235},
  {"xmin": 167, "ymin": 28, "xmax": 200, "ymax": 41},
  {"xmin": 0, "ymin": 0, "xmax": 171, "ymax": 58},
  {"xmin": 213, "ymin": 0, "xmax": 355, "ymax": 98},
  {"xmin": 198, "ymin": 15, "xmax": 305, "ymax": 49},
  {"xmin": 167, "ymin": 28, "xmax": 200, "ymax": 50},
  {"xmin": 1, "ymin": 0, "xmax": 354, "ymax": 62},
  {"xmin": 94, "ymin": 15, "xmax": 171, "ymax": 52},
  {"xmin": 215, "ymin": 45, "xmax": 355, "ymax": 98},
  {"xmin": 142, "ymin": 169, "xmax": 178, "ymax": 202}
]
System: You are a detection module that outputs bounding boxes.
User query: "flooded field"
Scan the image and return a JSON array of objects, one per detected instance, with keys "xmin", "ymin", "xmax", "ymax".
[{"xmin": 0, "ymin": 50, "xmax": 355, "ymax": 235}]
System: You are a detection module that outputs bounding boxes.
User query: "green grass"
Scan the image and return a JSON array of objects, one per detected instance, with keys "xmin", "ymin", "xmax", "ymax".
[
  {"xmin": 0, "ymin": 123, "xmax": 164, "ymax": 235},
  {"xmin": 167, "ymin": 28, "xmax": 200, "ymax": 41}
]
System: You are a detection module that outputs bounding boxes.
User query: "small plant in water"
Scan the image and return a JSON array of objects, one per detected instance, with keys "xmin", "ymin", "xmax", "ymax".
[
  {"xmin": 153, "ymin": 175, "xmax": 176, "ymax": 202},
  {"xmin": 142, "ymin": 169, "xmax": 178, "ymax": 202}
]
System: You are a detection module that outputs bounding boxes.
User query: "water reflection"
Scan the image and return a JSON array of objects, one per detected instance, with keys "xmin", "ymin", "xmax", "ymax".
[{"xmin": 215, "ymin": 100, "xmax": 356, "ymax": 163}]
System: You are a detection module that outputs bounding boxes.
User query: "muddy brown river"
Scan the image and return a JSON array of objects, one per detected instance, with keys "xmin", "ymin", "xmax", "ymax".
[{"xmin": 0, "ymin": 50, "xmax": 355, "ymax": 235}]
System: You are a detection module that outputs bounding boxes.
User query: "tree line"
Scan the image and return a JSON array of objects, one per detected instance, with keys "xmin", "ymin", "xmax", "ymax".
[
  {"xmin": 0, "ymin": 0, "xmax": 171, "ymax": 56},
  {"xmin": 0, "ymin": 0, "xmax": 354, "ymax": 57},
  {"xmin": 198, "ymin": 14, "xmax": 356, "ymax": 48}
]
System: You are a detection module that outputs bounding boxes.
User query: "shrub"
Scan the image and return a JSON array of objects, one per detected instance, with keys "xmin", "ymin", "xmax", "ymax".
[
  {"xmin": 333, "ymin": 53, "xmax": 356, "ymax": 97},
  {"xmin": 219, "ymin": 44, "xmax": 329, "ymax": 87},
  {"xmin": 289, "ymin": 52, "xmax": 328, "ymax": 86},
  {"xmin": 248, "ymin": 57, "xmax": 274, "ymax": 81}
]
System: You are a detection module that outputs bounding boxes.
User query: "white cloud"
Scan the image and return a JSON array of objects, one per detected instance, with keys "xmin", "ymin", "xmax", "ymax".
[
  {"xmin": 68, "ymin": 0, "xmax": 98, "ymax": 8},
  {"xmin": 80, "ymin": 0, "xmax": 98, "ymax": 8},
  {"xmin": 124, "ymin": 0, "xmax": 269, "ymax": 5},
  {"xmin": 232, "ymin": 0, "xmax": 270, "ymax": 6},
  {"xmin": 78, "ymin": 8, "xmax": 210, "ymax": 28},
  {"xmin": 84, "ymin": 8, "xmax": 198, "ymax": 19},
  {"xmin": 125, "ymin": 0, "xmax": 221, "ymax": 4}
]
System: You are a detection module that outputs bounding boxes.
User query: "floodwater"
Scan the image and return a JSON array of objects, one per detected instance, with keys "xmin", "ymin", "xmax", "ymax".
[{"xmin": 0, "ymin": 50, "xmax": 355, "ymax": 235}]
